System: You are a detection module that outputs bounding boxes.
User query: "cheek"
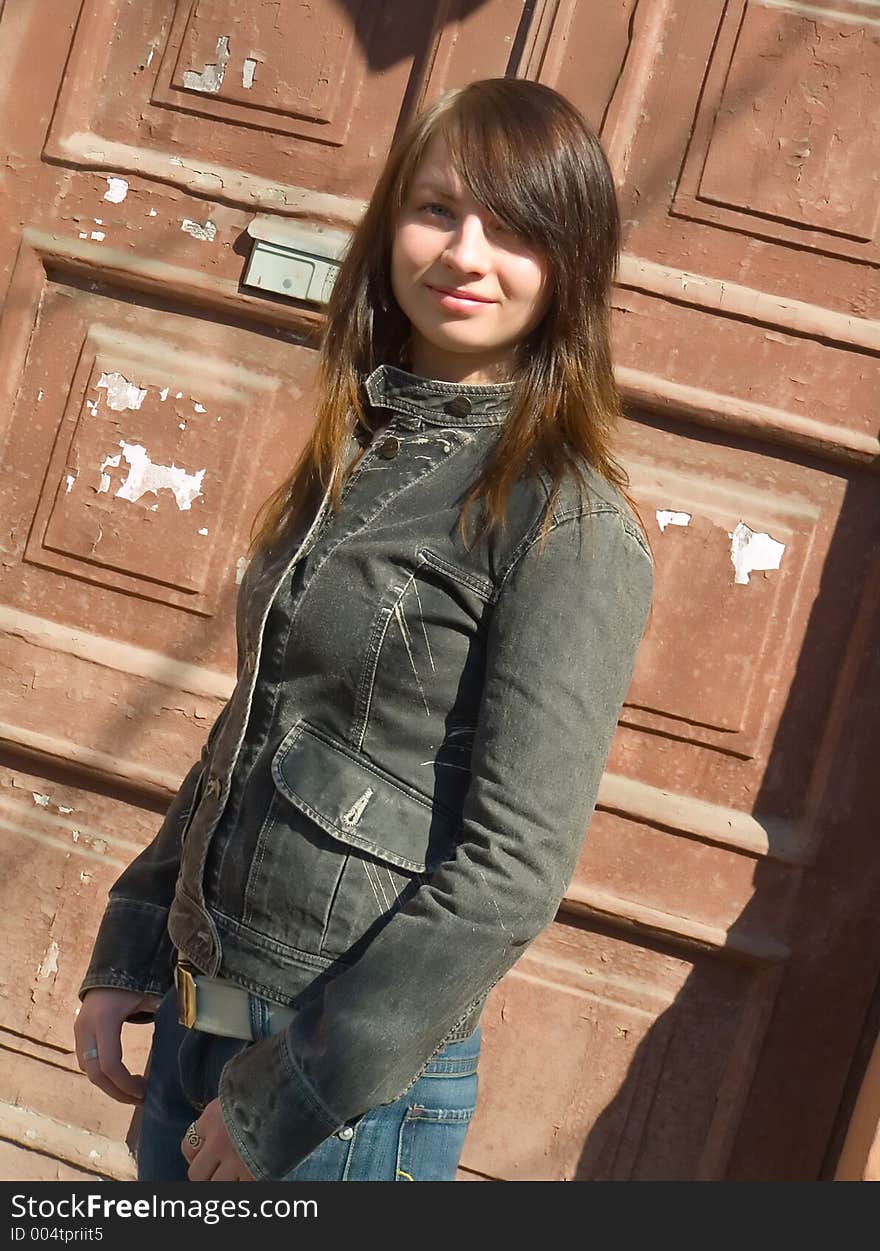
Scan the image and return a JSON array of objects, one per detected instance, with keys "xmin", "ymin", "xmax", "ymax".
[{"xmin": 510, "ymin": 259, "xmax": 551, "ymax": 325}]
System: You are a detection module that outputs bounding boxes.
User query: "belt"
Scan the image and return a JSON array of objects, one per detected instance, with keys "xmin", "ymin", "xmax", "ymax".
[{"xmin": 175, "ymin": 959, "xmax": 296, "ymax": 1041}]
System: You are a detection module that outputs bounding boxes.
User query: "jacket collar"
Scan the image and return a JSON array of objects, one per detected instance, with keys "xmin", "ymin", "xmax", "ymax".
[{"xmin": 363, "ymin": 364, "xmax": 515, "ymax": 427}]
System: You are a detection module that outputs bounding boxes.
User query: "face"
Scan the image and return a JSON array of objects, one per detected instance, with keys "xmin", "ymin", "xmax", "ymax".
[{"xmin": 390, "ymin": 134, "xmax": 551, "ymax": 384}]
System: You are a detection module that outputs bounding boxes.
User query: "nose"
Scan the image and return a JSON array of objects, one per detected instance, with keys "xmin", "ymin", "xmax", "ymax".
[{"xmin": 441, "ymin": 213, "xmax": 490, "ymax": 275}]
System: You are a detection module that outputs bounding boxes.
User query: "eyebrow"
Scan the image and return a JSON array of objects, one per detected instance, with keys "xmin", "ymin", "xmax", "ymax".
[{"xmin": 409, "ymin": 177, "xmax": 457, "ymax": 198}]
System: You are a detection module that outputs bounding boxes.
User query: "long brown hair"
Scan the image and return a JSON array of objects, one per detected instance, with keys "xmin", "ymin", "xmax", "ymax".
[{"xmin": 252, "ymin": 78, "xmax": 638, "ymax": 552}]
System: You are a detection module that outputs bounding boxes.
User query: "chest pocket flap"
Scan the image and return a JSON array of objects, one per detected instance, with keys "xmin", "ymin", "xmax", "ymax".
[{"xmin": 271, "ymin": 720, "xmax": 460, "ymax": 874}]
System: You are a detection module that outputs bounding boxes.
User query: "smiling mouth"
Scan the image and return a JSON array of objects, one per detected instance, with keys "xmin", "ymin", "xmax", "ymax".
[{"xmin": 426, "ymin": 285, "xmax": 495, "ymax": 304}]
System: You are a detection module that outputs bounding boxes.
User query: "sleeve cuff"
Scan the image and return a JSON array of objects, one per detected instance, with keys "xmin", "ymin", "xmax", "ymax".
[
  {"xmin": 78, "ymin": 897, "xmax": 177, "ymax": 1002},
  {"xmin": 218, "ymin": 1030, "xmax": 342, "ymax": 1180}
]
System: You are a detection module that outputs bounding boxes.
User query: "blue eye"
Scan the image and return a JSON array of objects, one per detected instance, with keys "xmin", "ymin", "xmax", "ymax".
[{"xmin": 422, "ymin": 201, "xmax": 453, "ymax": 220}]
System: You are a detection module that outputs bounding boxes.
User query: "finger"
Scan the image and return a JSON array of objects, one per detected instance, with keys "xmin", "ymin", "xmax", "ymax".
[
  {"xmin": 82, "ymin": 1061, "xmax": 144, "ymax": 1106},
  {"xmin": 187, "ymin": 1145, "xmax": 220, "ymax": 1182},
  {"xmin": 94, "ymin": 1018, "xmax": 147, "ymax": 1103},
  {"xmin": 180, "ymin": 1123, "xmax": 202, "ymax": 1165},
  {"xmin": 209, "ymin": 1161, "xmax": 242, "ymax": 1182}
]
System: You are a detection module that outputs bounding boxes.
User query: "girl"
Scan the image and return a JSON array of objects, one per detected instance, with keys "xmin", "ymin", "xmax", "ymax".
[{"xmin": 75, "ymin": 77, "xmax": 653, "ymax": 1182}]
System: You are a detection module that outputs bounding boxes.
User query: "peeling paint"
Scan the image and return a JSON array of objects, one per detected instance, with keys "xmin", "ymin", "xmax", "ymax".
[
  {"xmin": 32, "ymin": 792, "xmax": 50, "ymax": 807},
  {"xmin": 65, "ymin": 473, "xmax": 76, "ymax": 493},
  {"xmin": 36, "ymin": 390, "xmax": 43, "ymax": 401},
  {"xmin": 78, "ymin": 231, "xmax": 89, "ymax": 239},
  {"xmin": 198, "ymin": 527, "xmax": 209, "ymax": 536},
  {"xmin": 80, "ymin": 870, "xmax": 92, "ymax": 884},
  {"xmin": 96, "ymin": 372, "xmax": 147, "ymax": 412},
  {"xmin": 58, "ymin": 805, "xmax": 73, "ymax": 815},
  {"xmin": 183, "ymin": 35, "xmax": 230, "ymax": 93},
  {"xmin": 38, "ymin": 940, "xmax": 60, "ymax": 980},
  {"xmin": 109, "ymin": 441, "xmax": 205, "ymax": 511},
  {"xmin": 728, "ymin": 522, "xmax": 785, "ymax": 585},
  {"xmin": 103, "ymin": 177, "xmax": 128, "ymax": 203},
  {"xmin": 656, "ymin": 510, "xmax": 692, "ymax": 533},
  {"xmin": 179, "ymin": 422, "xmax": 186, "ymax": 430},
  {"xmin": 146, "ymin": 46, "xmax": 155, "ymax": 67},
  {"xmin": 242, "ymin": 57, "xmax": 258, "ymax": 88},
  {"xmin": 193, "ymin": 402, "xmax": 207, "ymax": 413},
  {"xmin": 181, "ymin": 218, "xmax": 217, "ymax": 242},
  {"xmin": 97, "ymin": 451, "xmax": 121, "ymax": 494},
  {"xmin": 89, "ymin": 230, "xmax": 105, "ymax": 241},
  {"xmin": 159, "ymin": 387, "xmax": 169, "ymax": 400},
  {"xmin": 148, "ymin": 207, "xmax": 158, "ymax": 217}
]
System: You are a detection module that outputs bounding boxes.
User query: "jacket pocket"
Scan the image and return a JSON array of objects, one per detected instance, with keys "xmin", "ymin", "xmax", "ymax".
[
  {"xmin": 272, "ymin": 720, "xmax": 460, "ymax": 873},
  {"xmin": 270, "ymin": 720, "xmax": 461, "ymax": 959}
]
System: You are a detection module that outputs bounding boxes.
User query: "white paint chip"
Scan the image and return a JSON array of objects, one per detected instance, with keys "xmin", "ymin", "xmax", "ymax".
[
  {"xmin": 181, "ymin": 218, "xmax": 217, "ymax": 242},
  {"xmin": 78, "ymin": 231, "xmax": 89, "ymax": 239},
  {"xmin": 38, "ymin": 941, "xmax": 60, "ymax": 980},
  {"xmin": 242, "ymin": 58, "xmax": 258, "ymax": 88},
  {"xmin": 179, "ymin": 422, "xmax": 186, "ymax": 430},
  {"xmin": 89, "ymin": 230, "xmax": 105, "ymax": 241},
  {"xmin": 159, "ymin": 387, "xmax": 169, "ymax": 400},
  {"xmin": 37, "ymin": 389, "xmax": 43, "ymax": 401},
  {"xmin": 148, "ymin": 207, "xmax": 158, "ymax": 216},
  {"xmin": 198, "ymin": 527, "xmax": 209, "ymax": 536},
  {"xmin": 65, "ymin": 473, "xmax": 76, "ymax": 493},
  {"xmin": 113, "ymin": 441, "xmax": 205, "ymax": 511},
  {"xmin": 235, "ymin": 556, "xmax": 249, "ymax": 585},
  {"xmin": 183, "ymin": 35, "xmax": 230, "ymax": 93},
  {"xmin": 104, "ymin": 177, "xmax": 128, "ymax": 203},
  {"xmin": 93, "ymin": 218, "xmax": 103, "ymax": 225},
  {"xmin": 80, "ymin": 871, "xmax": 93, "ymax": 884},
  {"xmin": 656, "ymin": 510, "xmax": 692, "ymax": 533},
  {"xmin": 193, "ymin": 402, "xmax": 207, "ymax": 413},
  {"xmin": 97, "ymin": 451, "xmax": 121, "ymax": 493},
  {"xmin": 58, "ymin": 805, "xmax": 73, "ymax": 814},
  {"xmin": 96, "ymin": 372, "xmax": 147, "ymax": 412},
  {"xmin": 32, "ymin": 792, "xmax": 50, "ymax": 807},
  {"xmin": 728, "ymin": 522, "xmax": 785, "ymax": 585},
  {"xmin": 146, "ymin": 47, "xmax": 155, "ymax": 67}
]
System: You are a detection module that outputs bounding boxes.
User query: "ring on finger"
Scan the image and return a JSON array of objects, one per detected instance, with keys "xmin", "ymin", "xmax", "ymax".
[
  {"xmin": 186, "ymin": 1121, "xmax": 203, "ymax": 1151},
  {"xmin": 83, "ymin": 1047, "xmax": 99, "ymax": 1062}
]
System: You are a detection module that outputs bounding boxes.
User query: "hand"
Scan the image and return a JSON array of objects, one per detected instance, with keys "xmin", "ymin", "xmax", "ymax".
[
  {"xmin": 74, "ymin": 988, "xmax": 161, "ymax": 1105},
  {"xmin": 180, "ymin": 1098, "xmax": 255, "ymax": 1181}
]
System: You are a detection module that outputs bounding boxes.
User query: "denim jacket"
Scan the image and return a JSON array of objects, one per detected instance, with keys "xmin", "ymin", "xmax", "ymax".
[{"xmin": 79, "ymin": 365, "xmax": 654, "ymax": 1180}]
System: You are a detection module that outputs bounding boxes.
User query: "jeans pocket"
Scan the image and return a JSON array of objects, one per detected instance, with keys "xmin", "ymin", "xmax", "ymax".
[{"xmin": 394, "ymin": 1094, "xmax": 477, "ymax": 1182}]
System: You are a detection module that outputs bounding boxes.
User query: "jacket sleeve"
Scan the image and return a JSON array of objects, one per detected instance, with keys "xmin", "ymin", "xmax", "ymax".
[
  {"xmin": 77, "ymin": 704, "xmax": 228, "ymax": 1002},
  {"xmin": 218, "ymin": 505, "xmax": 654, "ymax": 1180}
]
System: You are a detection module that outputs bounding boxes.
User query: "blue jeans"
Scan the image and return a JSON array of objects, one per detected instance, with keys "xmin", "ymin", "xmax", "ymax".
[{"xmin": 137, "ymin": 988, "xmax": 480, "ymax": 1181}]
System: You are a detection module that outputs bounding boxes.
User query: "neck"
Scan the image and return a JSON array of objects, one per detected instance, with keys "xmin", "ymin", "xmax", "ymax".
[{"xmin": 406, "ymin": 341, "xmax": 514, "ymax": 385}]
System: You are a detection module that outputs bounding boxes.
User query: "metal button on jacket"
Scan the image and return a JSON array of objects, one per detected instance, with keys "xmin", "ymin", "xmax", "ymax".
[
  {"xmin": 377, "ymin": 435, "xmax": 400, "ymax": 459},
  {"xmin": 337, "ymin": 1125, "xmax": 354, "ymax": 1140},
  {"xmin": 444, "ymin": 395, "xmax": 472, "ymax": 417}
]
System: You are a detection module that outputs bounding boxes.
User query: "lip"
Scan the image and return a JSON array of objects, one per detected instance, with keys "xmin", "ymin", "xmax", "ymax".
[{"xmin": 425, "ymin": 284, "xmax": 496, "ymax": 310}]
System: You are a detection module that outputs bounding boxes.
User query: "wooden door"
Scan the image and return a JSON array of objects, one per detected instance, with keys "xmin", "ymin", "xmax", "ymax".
[{"xmin": 0, "ymin": 0, "xmax": 877, "ymax": 1180}]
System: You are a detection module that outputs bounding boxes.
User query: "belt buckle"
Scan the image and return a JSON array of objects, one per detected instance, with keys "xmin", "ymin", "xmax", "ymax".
[{"xmin": 175, "ymin": 959, "xmax": 198, "ymax": 1029}]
